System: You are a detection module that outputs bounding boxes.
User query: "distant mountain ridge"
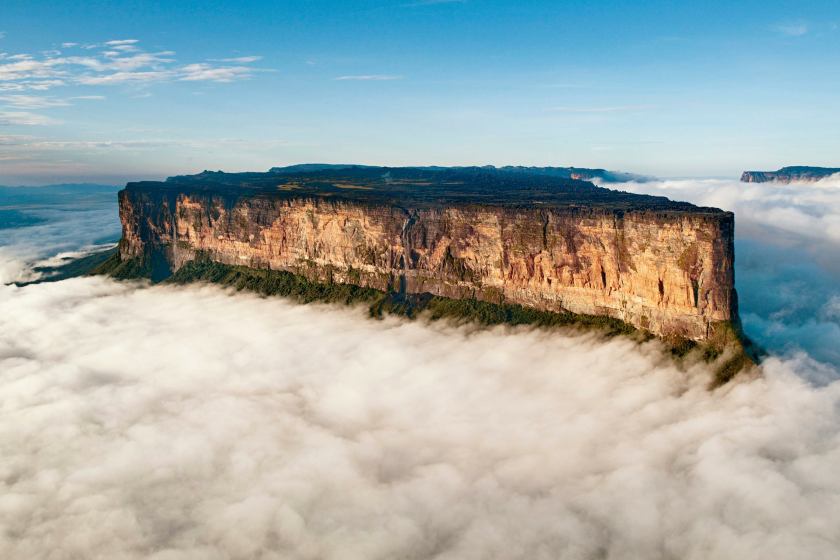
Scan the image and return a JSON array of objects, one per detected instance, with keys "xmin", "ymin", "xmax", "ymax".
[
  {"xmin": 267, "ymin": 164, "xmax": 649, "ymax": 183},
  {"xmin": 740, "ymin": 166, "xmax": 840, "ymax": 183}
]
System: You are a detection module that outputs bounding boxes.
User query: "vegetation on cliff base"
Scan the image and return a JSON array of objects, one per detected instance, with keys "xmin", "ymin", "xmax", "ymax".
[
  {"xmin": 90, "ymin": 250, "xmax": 152, "ymax": 279},
  {"xmin": 13, "ymin": 246, "xmax": 117, "ymax": 286},
  {"xmin": 92, "ymin": 253, "xmax": 756, "ymax": 387}
]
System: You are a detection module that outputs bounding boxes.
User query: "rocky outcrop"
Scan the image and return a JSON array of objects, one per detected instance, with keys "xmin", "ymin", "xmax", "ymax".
[
  {"xmin": 117, "ymin": 167, "xmax": 737, "ymax": 341},
  {"xmin": 741, "ymin": 166, "xmax": 840, "ymax": 183}
]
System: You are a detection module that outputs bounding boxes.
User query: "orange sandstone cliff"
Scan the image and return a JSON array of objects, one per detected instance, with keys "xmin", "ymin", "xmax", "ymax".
[{"xmin": 117, "ymin": 166, "xmax": 737, "ymax": 341}]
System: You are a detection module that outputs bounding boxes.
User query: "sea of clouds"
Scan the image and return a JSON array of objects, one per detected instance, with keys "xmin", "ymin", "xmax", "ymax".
[
  {"xmin": 1, "ymin": 176, "xmax": 840, "ymax": 559},
  {"xmin": 0, "ymin": 185, "xmax": 120, "ymax": 284}
]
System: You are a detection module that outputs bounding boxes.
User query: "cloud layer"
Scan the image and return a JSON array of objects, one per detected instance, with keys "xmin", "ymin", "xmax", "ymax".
[
  {"xmin": 1, "ymin": 277, "xmax": 839, "ymax": 559},
  {"xmin": 2, "ymin": 175, "xmax": 840, "ymax": 558},
  {"xmin": 0, "ymin": 185, "xmax": 120, "ymax": 283}
]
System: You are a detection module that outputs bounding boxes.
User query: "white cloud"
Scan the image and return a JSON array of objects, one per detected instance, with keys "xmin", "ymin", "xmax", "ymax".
[
  {"xmin": 215, "ymin": 56, "xmax": 262, "ymax": 63},
  {"xmin": 334, "ymin": 74, "xmax": 403, "ymax": 81},
  {"xmin": 104, "ymin": 39, "xmax": 139, "ymax": 46},
  {"xmin": 0, "ymin": 57, "xmax": 65, "ymax": 81},
  {"xmin": 61, "ymin": 42, "xmax": 78, "ymax": 48},
  {"xmin": 0, "ymin": 40, "xmax": 260, "ymax": 92},
  {"xmin": 0, "ymin": 79, "xmax": 66, "ymax": 92},
  {"xmin": 774, "ymin": 22, "xmax": 809, "ymax": 36},
  {"xmin": 548, "ymin": 104, "xmax": 655, "ymax": 113},
  {"xmin": 0, "ymin": 133, "xmax": 32, "ymax": 145},
  {"xmin": 22, "ymin": 139, "xmax": 174, "ymax": 150},
  {"xmin": 0, "ymin": 94, "xmax": 70, "ymax": 108},
  {"xmin": 0, "ymin": 275, "xmax": 839, "ymax": 559},
  {"xmin": 77, "ymin": 70, "xmax": 173, "ymax": 85},
  {"xmin": 111, "ymin": 44, "xmax": 139, "ymax": 53},
  {"xmin": 0, "ymin": 111, "xmax": 60, "ymax": 125},
  {"xmin": 821, "ymin": 295, "xmax": 840, "ymax": 322},
  {"xmin": 615, "ymin": 175, "xmax": 840, "ymax": 245},
  {"xmin": 2, "ymin": 164, "xmax": 840, "ymax": 557},
  {"xmin": 178, "ymin": 63, "xmax": 254, "ymax": 82}
]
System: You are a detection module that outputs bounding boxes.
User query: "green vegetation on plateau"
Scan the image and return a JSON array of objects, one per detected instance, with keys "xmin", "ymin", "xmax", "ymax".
[{"xmin": 130, "ymin": 165, "xmax": 725, "ymax": 215}]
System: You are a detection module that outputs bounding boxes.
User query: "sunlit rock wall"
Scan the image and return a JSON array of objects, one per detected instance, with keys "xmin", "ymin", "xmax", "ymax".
[{"xmin": 119, "ymin": 189, "xmax": 736, "ymax": 340}]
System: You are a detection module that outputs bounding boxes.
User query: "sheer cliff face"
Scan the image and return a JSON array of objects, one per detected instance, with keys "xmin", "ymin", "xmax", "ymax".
[{"xmin": 118, "ymin": 188, "xmax": 735, "ymax": 341}]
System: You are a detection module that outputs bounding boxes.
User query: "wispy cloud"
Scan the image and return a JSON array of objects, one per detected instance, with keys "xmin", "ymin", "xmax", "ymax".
[
  {"xmin": 0, "ymin": 134, "xmax": 295, "ymax": 154},
  {"xmin": 548, "ymin": 104, "xmax": 655, "ymax": 113},
  {"xmin": 0, "ymin": 39, "xmax": 265, "ymax": 94},
  {"xmin": 0, "ymin": 94, "xmax": 103, "ymax": 109},
  {"xmin": 215, "ymin": 56, "xmax": 262, "ymax": 63},
  {"xmin": 179, "ymin": 63, "xmax": 254, "ymax": 82},
  {"xmin": 77, "ymin": 70, "xmax": 172, "ymax": 85},
  {"xmin": 334, "ymin": 74, "xmax": 403, "ymax": 81},
  {"xmin": 0, "ymin": 57, "xmax": 66, "ymax": 82},
  {"xmin": 774, "ymin": 21, "xmax": 809, "ymax": 36},
  {"xmin": 0, "ymin": 111, "xmax": 61, "ymax": 126},
  {"xmin": 104, "ymin": 39, "xmax": 139, "ymax": 46},
  {"xmin": 0, "ymin": 80, "xmax": 65, "ymax": 92},
  {"xmin": 0, "ymin": 94, "xmax": 70, "ymax": 108},
  {"xmin": 21, "ymin": 139, "xmax": 175, "ymax": 150}
]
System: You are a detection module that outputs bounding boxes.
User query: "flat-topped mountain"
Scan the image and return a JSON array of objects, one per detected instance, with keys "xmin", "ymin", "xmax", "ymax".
[
  {"xmin": 740, "ymin": 166, "xmax": 840, "ymax": 183},
  {"xmin": 159, "ymin": 166, "xmax": 686, "ymax": 212},
  {"xmin": 114, "ymin": 165, "xmax": 738, "ymax": 344},
  {"xmin": 267, "ymin": 164, "xmax": 650, "ymax": 184}
]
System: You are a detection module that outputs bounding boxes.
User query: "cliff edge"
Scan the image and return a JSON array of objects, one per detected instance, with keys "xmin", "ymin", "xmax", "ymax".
[{"xmin": 109, "ymin": 166, "xmax": 739, "ymax": 344}]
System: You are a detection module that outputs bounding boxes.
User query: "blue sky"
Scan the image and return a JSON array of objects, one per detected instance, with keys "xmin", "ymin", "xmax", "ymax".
[{"xmin": 1, "ymin": 0, "xmax": 839, "ymax": 184}]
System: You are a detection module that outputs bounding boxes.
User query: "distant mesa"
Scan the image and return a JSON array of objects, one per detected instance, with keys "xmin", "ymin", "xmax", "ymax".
[{"xmin": 740, "ymin": 166, "xmax": 840, "ymax": 183}]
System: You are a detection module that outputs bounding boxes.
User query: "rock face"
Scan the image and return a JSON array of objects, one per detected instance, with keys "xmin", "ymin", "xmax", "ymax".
[
  {"xmin": 118, "ymin": 166, "xmax": 737, "ymax": 341},
  {"xmin": 740, "ymin": 166, "xmax": 840, "ymax": 183}
]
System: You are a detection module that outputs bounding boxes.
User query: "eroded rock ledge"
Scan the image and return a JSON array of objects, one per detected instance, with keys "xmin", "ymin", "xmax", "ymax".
[{"xmin": 115, "ymin": 166, "xmax": 738, "ymax": 342}]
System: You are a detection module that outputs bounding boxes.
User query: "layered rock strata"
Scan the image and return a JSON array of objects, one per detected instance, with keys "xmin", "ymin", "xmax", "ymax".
[{"xmin": 118, "ymin": 167, "xmax": 737, "ymax": 341}]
